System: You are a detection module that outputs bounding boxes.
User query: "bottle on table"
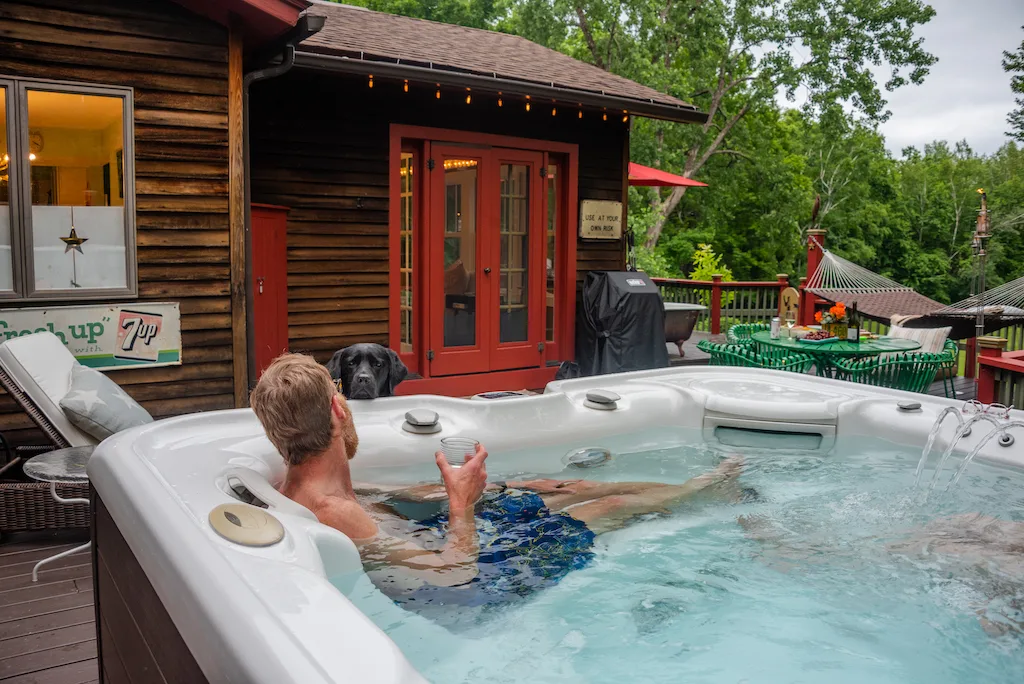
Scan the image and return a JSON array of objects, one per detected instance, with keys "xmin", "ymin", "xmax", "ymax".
[{"xmin": 846, "ymin": 302, "xmax": 860, "ymax": 343}]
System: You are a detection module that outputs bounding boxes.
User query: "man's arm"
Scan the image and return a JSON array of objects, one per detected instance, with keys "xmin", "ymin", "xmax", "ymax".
[{"xmin": 340, "ymin": 445, "xmax": 489, "ymax": 588}]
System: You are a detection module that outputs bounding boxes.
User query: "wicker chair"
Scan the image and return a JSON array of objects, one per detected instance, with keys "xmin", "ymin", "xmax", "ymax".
[
  {"xmin": 697, "ymin": 339, "xmax": 815, "ymax": 374},
  {"xmin": 0, "ymin": 333, "xmax": 98, "ymax": 531},
  {"xmin": 832, "ymin": 351, "xmax": 946, "ymax": 394},
  {"xmin": 726, "ymin": 323, "xmax": 770, "ymax": 347}
]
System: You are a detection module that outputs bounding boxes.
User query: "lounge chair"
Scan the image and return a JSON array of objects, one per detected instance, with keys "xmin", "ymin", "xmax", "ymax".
[{"xmin": 0, "ymin": 332, "xmax": 98, "ymax": 531}]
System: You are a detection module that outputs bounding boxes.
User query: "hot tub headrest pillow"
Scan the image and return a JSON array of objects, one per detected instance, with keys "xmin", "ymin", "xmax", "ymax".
[{"xmin": 59, "ymin": 364, "xmax": 154, "ymax": 440}]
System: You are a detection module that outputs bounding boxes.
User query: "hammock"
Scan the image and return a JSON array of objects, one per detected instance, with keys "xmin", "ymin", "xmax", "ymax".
[{"xmin": 804, "ymin": 246, "xmax": 1024, "ymax": 339}]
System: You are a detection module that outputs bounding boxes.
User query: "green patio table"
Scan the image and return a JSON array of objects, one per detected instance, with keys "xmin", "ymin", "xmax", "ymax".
[{"xmin": 750, "ymin": 330, "xmax": 921, "ymax": 377}]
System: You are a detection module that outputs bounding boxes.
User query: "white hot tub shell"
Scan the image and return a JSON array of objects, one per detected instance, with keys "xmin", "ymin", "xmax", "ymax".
[{"xmin": 88, "ymin": 367, "xmax": 1024, "ymax": 683}]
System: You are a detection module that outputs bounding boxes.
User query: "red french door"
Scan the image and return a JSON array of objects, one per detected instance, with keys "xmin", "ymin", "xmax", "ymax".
[{"xmin": 427, "ymin": 145, "xmax": 546, "ymax": 376}]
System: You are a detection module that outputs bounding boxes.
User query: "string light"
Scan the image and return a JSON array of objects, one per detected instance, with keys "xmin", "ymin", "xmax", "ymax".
[
  {"xmin": 368, "ymin": 74, "xmax": 374, "ymax": 88},
  {"xmin": 436, "ymin": 84, "xmax": 441, "ymax": 99},
  {"xmin": 622, "ymin": 110, "xmax": 629, "ymax": 123},
  {"xmin": 443, "ymin": 159, "xmax": 478, "ymax": 170},
  {"xmin": 578, "ymin": 109, "xmax": 583, "ymax": 119},
  {"xmin": 525, "ymin": 95, "xmax": 531, "ymax": 112},
  {"xmin": 551, "ymin": 107, "xmax": 556, "ymax": 116},
  {"xmin": 498, "ymin": 92, "xmax": 503, "ymax": 107},
  {"xmin": 28, "ymin": 153, "xmax": 36, "ymax": 161},
  {"xmin": 403, "ymin": 80, "xmax": 409, "ymax": 92},
  {"xmin": 602, "ymin": 109, "xmax": 607, "ymax": 121},
  {"xmin": 466, "ymin": 88, "xmax": 472, "ymax": 104}
]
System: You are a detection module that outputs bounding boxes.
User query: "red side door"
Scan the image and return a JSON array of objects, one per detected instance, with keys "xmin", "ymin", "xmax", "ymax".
[{"xmin": 251, "ymin": 204, "xmax": 290, "ymax": 377}]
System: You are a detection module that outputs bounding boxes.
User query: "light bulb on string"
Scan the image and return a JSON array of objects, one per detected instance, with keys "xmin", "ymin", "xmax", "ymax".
[
  {"xmin": 551, "ymin": 107, "xmax": 556, "ymax": 116},
  {"xmin": 403, "ymin": 80, "xmax": 409, "ymax": 92},
  {"xmin": 466, "ymin": 88, "xmax": 472, "ymax": 104},
  {"xmin": 578, "ymin": 109, "xmax": 583, "ymax": 119},
  {"xmin": 436, "ymin": 84, "xmax": 441, "ymax": 99},
  {"xmin": 525, "ymin": 95, "xmax": 531, "ymax": 112},
  {"xmin": 368, "ymin": 74, "xmax": 374, "ymax": 88},
  {"xmin": 497, "ymin": 92, "xmax": 503, "ymax": 107},
  {"xmin": 622, "ymin": 110, "xmax": 628, "ymax": 123},
  {"xmin": 602, "ymin": 109, "xmax": 607, "ymax": 121}
]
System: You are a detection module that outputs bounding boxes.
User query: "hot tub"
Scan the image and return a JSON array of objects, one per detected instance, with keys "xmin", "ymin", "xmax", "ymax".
[
  {"xmin": 88, "ymin": 367, "xmax": 1024, "ymax": 683},
  {"xmin": 663, "ymin": 302, "xmax": 706, "ymax": 356}
]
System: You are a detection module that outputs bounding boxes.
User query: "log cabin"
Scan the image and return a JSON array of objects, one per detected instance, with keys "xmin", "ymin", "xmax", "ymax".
[{"xmin": 0, "ymin": 0, "xmax": 706, "ymax": 444}]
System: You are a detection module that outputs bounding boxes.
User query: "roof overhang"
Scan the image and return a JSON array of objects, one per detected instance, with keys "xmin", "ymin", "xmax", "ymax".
[
  {"xmin": 171, "ymin": 0, "xmax": 311, "ymax": 46},
  {"xmin": 291, "ymin": 48, "xmax": 708, "ymax": 125}
]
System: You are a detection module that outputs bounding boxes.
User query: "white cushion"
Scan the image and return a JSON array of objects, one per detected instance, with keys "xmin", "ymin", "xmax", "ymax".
[
  {"xmin": 59, "ymin": 364, "xmax": 153, "ymax": 440},
  {"xmin": 887, "ymin": 324, "xmax": 951, "ymax": 354},
  {"xmin": 0, "ymin": 332, "xmax": 96, "ymax": 447}
]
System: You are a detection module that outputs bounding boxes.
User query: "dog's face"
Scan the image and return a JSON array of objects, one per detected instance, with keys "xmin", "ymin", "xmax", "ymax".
[{"xmin": 326, "ymin": 343, "xmax": 408, "ymax": 400}]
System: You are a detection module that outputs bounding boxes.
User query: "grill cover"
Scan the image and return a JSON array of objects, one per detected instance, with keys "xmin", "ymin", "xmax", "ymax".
[{"xmin": 575, "ymin": 271, "xmax": 669, "ymax": 375}]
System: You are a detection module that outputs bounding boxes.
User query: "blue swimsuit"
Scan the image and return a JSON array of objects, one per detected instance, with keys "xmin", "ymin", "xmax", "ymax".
[{"xmin": 383, "ymin": 488, "xmax": 596, "ymax": 612}]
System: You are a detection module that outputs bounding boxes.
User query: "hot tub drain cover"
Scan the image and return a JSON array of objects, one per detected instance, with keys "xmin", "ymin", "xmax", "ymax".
[
  {"xmin": 209, "ymin": 503, "xmax": 285, "ymax": 547},
  {"xmin": 565, "ymin": 447, "xmax": 612, "ymax": 468}
]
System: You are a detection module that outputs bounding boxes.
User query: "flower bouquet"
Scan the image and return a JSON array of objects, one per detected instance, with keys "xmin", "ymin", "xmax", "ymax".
[{"xmin": 815, "ymin": 302, "xmax": 848, "ymax": 339}]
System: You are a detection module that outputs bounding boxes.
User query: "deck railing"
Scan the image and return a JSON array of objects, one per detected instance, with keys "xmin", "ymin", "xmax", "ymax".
[
  {"xmin": 977, "ymin": 337, "xmax": 1024, "ymax": 406},
  {"xmin": 654, "ymin": 275, "xmax": 790, "ymax": 334}
]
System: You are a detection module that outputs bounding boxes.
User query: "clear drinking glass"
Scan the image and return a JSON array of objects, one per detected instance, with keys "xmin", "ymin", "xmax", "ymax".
[
  {"xmin": 784, "ymin": 314, "xmax": 796, "ymax": 338},
  {"xmin": 440, "ymin": 437, "xmax": 479, "ymax": 468}
]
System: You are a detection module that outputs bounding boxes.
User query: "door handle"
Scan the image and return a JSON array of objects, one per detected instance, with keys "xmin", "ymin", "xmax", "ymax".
[
  {"xmin": 257, "ymin": 277, "xmax": 265, "ymax": 294},
  {"xmin": 484, "ymin": 267, "xmax": 492, "ymax": 274}
]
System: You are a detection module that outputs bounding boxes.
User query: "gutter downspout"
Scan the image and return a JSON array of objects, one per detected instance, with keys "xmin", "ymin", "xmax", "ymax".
[
  {"xmin": 241, "ymin": 14, "xmax": 324, "ymax": 391},
  {"xmin": 243, "ymin": 45, "xmax": 297, "ymax": 392}
]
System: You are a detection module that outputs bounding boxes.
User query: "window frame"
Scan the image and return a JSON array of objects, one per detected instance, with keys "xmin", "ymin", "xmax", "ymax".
[
  {"xmin": 3, "ymin": 75, "xmax": 137, "ymax": 301},
  {"xmin": 0, "ymin": 79, "xmax": 24, "ymax": 300}
]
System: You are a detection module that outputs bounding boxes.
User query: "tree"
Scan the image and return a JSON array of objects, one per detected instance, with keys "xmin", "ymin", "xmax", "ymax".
[{"xmin": 1003, "ymin": 26, "xmax": 1024, "ymax": 143}]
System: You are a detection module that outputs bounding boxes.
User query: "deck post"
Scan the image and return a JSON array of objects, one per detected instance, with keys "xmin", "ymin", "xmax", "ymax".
[
  {"xmin": 710, "ymin": 274, "xmax": 723, "ymax": 335},
  {"xmin": 801, "ymin": 229, "xmax": 827, "ymax": 325},
  {"xmin": 965, "ymin": 337, "xmax": 978, "ymax": 380},
  {"xmin": 228, "ymin": 16, "xmax": 249, "ymax": 408},
  {"xmin": 976, "ymin": 336, "xmax": 1007, "ymax": 404}
]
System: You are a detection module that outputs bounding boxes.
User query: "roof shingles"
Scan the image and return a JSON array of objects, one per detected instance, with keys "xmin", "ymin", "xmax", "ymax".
[{"xmin": 300, "ymin": 2, "xmax": 697, "ymax": 114}]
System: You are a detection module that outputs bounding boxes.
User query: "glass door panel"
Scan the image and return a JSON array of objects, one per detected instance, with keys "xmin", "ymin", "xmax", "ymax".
[
  {"xmin": 489, "ymin": 149, "xmax": 544, "ymax": 371},
  {"xmin": 442, "ymin": 159, "xmax": 478, "ymax": 348},
  {"xmin": 499, "ymin": 163, "xmax": 529, "ymax": 343},
  {"xmin": 428, "ymin": 146, "xmax": 489, "ymax": 376}
]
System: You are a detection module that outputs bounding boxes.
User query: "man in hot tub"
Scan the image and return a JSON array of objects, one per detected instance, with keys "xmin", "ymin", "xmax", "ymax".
[{"xmin": 250, "ymin": 354, "xmax": 744, "ymax": 615}]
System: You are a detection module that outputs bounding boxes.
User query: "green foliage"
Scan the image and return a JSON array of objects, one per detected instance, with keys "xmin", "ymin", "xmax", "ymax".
[{"xmin": 688, "ymin": 244, "xmax": 734, "ymax": 282}]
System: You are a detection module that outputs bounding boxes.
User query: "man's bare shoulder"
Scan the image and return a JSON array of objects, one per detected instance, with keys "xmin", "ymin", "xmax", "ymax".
[{"xmin": 310, "ymin": 495, "xmax": 379, "ymax": 541}]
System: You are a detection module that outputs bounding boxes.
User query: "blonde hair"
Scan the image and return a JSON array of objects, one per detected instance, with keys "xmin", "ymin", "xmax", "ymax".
[{"xmin": 250, "ymin": 353, "xmax": 341, "ymax": 466}]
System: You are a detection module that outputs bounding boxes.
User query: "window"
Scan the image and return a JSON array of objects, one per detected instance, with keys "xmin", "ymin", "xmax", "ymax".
[{"xmin": 0, "ymin": 78, "xmax": 135, "ymax": 300}]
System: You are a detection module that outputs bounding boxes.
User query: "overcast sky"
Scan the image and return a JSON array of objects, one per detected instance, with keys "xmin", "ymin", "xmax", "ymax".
[{"xmin": 879, "ymin": 0, "xmax": 1024, "ymax": 157}]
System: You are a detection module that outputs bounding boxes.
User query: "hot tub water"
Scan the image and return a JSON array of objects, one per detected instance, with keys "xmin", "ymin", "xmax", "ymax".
[{"xmin": 335, "ymin": 431, "xmax": 1024, "ymax": 684}]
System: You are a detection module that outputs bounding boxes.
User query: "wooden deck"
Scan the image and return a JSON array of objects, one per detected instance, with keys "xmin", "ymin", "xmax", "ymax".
[{"xmin": 0, "ymin": 531, "xmax": 97, "ymax": 684}]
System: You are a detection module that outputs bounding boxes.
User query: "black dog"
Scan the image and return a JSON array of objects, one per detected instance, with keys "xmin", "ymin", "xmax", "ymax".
[{"xmin": 326, "ymin": 343, "xmax": 408, "ymax": 400}]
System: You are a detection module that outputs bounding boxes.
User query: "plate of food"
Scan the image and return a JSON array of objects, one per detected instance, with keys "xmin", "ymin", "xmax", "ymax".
[{"xmin": 797, "ymin": 330, "xmax": 837, "ymax": 344}]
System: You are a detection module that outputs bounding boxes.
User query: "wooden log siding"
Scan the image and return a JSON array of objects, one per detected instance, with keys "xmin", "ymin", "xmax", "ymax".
[
  {"xmin": 0, "ymin": 0, "xmax": 234, "ymax": 445},
  {"xmin": 250, "ymin": 71, "xmax": 628, "ymax": 362}
]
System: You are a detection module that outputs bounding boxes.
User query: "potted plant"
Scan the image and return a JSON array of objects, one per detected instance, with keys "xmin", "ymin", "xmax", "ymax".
[{"xmin": 815, "ymin": 302, "xmax": 848, "ymax": 339}]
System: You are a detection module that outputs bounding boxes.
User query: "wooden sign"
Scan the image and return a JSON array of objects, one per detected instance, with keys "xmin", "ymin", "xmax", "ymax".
[
  {"xmin": 579, "ymin": 200, "xmax": 623, "ymax": 240},
  {"xmin": 779, "ymin": 286, "xmax": 799, "ymax": 320}
]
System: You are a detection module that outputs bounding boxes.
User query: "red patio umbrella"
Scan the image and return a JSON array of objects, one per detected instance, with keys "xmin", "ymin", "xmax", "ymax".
[{"xmin": 628, "ymin": 162, "xmax": 708, "ymax": 187}]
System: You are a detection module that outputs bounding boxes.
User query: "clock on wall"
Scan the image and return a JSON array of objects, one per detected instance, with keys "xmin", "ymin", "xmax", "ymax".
[{"xmin": 29, "ymin": 130, "xmax": 44, "ymax": 155}]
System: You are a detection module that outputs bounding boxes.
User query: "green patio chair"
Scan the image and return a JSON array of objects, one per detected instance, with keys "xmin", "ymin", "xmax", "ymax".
[
  {"xmin": 940, "ymin": 339, "xmax": 959, "ymax": 398},
  {"xmin": 697, "ymin": 339, "xmax": 814, "ymax": 374},
  {"xmin": 726, "ymin": 323, "xmax": 770, "ymax": 347},
  {"xmin": 832, "ymin": 351, "xmax": 945, "ymax": 394}
]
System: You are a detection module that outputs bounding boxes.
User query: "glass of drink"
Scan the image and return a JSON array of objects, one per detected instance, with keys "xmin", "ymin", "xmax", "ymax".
[
  {"xmin": 440, "ymin": 437, "xmax": 479, "ymax": 468},
  {"xmin": 784, "ymin": 313, "xmax": 797, "ymax": 338}
]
